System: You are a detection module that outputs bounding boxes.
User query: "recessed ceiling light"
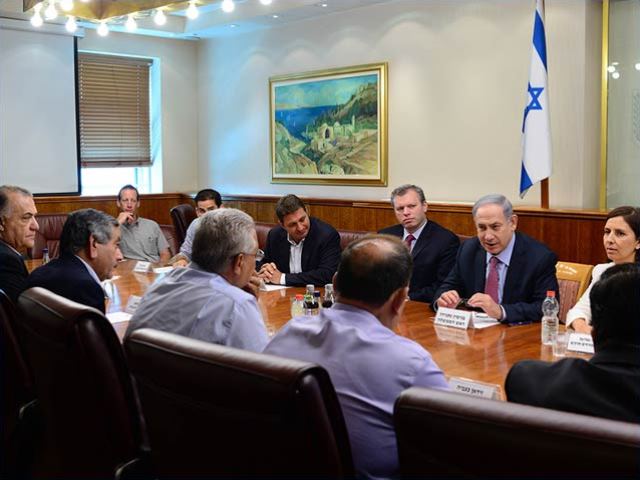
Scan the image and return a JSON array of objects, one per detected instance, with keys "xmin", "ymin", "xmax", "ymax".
[
  {"xmin": 316, "ymin": 2, "xmax": 328, "ymax": 7},
  {"xmin": 272, "ymin": 14, "xmax": 279, "ymax": 18}
]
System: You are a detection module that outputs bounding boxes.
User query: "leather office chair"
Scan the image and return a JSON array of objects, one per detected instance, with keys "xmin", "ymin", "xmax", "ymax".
[
  {"xmin": 394, "ymin": 387, "xmax": 640, "ymax": 478},
  {"xmin": 255, "ymin": 221, "xmax": 275, "ymax": 250},
  {"xmin": 556, "ymin": 261, "xmax": 594, "ymax": 323},
  {"xmin": 30, "ymin": 213, "xmax": 67, "ymax": 259},
  {"xmin": 0, "ymin": 290, "xmax": 37, "ymax": 477},
  {"xmin": 169, "ymin": 204, "xmax": 196, "ymax": 246},
  {"xmin": 159, "ymin": 224, "xmax": 179, "ymax": 257},
  {"xmin": 125, "ymin": 328, "xmax": 354, "ymax": 478},
  {"xmin": 16, "ymin": 287, "xmax": 148, "ymax": 479}
]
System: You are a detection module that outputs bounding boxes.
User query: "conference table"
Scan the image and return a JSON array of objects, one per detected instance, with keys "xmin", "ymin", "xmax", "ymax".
[{"xmin": 27, "ymin": 259, "xmax": 591, "ymax": 392}]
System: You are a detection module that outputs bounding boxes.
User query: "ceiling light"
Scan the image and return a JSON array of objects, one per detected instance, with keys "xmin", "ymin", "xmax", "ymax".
[
  {"xmin": 65, "ymin": 15, "xmax": 77, "ymax": 32},
  {"xmin": 44, "ymin": 0, "xmax": 58, "ymax": 20},
  {"xmin": 221, "ymin": 0, "xmax": 235, "ymax": 13},
  {"xmin": 186, "ymin": 1, "xmax": 199, "ymax": 19},
  {"xmin": 260, "ymin": 0, "xmax": 273, "ymax": 4},
  {"xmin": 97, "ymin": 21, "xmax": 109, "ymax": 36},
  {"xmin": 272, "ymin": 14, "xmax": 278, "ymax": 18},
  {"xmin": 125, "ymin": 14, "xmax": 137, "ymax": 31},
  {"xmin": 60, "ymin": 0, "xmax": 74, "ymax": 11},
  {"xmin": 154, "ymin": 8, "xmax": 167, "ymax": 25}
]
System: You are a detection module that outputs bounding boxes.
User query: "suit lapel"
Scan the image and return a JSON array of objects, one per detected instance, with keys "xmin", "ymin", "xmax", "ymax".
[
  {"xmin": 502, "ymin": 233, "xmax": 525, "ymax": 304},
  {"xmin": 411, "ymin": 223, "xmax": 431, "ymax": 259},
  {"xmin": 474, "ymin": 243, "xmax": 486, "ymax": 293},
  {"xmin": 300, "ymin": 219, "xmax": 315, "ymax": 271}
]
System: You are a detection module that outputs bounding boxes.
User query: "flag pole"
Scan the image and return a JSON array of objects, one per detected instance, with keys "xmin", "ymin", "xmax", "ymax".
[{"xmin": 541, "ymin": 178, "xmax": 549, "ymax": 208}]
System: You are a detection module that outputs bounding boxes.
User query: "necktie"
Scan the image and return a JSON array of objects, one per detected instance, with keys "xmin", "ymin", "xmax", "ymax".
[
  {"xmin": 405, "ymin": 234, "xmax": 415, "ymax": 251},
  {"xmin": 485, "ymin": 256, "xmax": 500, "ymax": 303}
]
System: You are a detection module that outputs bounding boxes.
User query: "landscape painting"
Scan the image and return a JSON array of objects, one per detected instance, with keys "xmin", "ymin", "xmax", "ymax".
[{"xmin": 269, "ymin": 63, "xmax": 387, "ymax": 186}]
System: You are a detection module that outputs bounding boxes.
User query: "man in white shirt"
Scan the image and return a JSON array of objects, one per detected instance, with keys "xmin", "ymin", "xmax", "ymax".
[{"xmin": 126, "ymin": 208, "xmax": 268, "ymax": 352}]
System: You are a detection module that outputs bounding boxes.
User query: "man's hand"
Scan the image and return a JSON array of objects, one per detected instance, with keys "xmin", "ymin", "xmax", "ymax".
[
  {"xmin": 169, "ymin": 253, "xmax": 189, "ymax": 268},
  {"xmin": 436, "ymin": 290, "xmax": 461, "ymax": 309},
  {"xmin": 117, "ymin": 212, "xmax": 134, "ymax": 225},
  {"xmin": 242, "ymin": 273, "xmax": 262, "ymax": 299},
  {"xmin": 467, "ymin": 293, "xmax": 502, "ymax": 320},
  {"xmin": 569, "ymin": 318, "xmax": 592, "ymax": 334},
  {"xmin": 258, "ymin": 262, "xmax": 282, "ymax": 284}
]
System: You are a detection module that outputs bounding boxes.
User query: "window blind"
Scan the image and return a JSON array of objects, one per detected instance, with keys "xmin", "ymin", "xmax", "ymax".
[{"xmin": 78, "ymin": 53, "xmax": 152, "ymax": 167}]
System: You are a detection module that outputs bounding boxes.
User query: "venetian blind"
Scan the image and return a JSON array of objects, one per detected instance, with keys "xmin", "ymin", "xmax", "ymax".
[{"xmin": 78, "ymin": 53, "xmax": 152, "ymax": 167}]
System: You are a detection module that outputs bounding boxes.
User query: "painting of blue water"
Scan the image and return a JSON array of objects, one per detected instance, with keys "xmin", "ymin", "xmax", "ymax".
[{"xmin": 275, "ymin": 105, "xmax": 334, "ymax": 140}]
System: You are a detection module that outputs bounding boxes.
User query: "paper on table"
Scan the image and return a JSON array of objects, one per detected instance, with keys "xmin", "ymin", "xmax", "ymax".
[
  {"xmin": 263, "ymin": 284, "xmax": 289, "ymax": 292},
  {"xmin": 472, "ymin": 312, "xmax": 501, "ymax": 329},
  {"xmin": 153, "ymin": 266, "xmax": 174, "ymax": 274},
  {"xmin": 106, "ymin": 311, "xmax": 131, "ymax": 324}
]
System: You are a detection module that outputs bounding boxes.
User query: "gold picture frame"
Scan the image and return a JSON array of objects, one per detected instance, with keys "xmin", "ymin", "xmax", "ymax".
[{"xmin": 269, "ymin": 62, "xmax": 388, "ymax": 186}]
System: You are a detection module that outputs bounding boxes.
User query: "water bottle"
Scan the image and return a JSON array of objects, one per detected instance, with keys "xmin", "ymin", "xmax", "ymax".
[
  {"xmin": 304, "ymin": 285, "xmax": 316, "ymax": 315},
  {"xmin": 322, "ymin": 284, "xmax": 335, "ymax": 308},
  {"xmin": 42, "ymin": 247, "xmax": 50, "ymax": 264},
  {"xmin": 541, "ymin": 290, "xmax": 559, "ymax": 345},
  {"xmin": 290, "ymin": 294, "xmax": 305, "ymax": 318}
]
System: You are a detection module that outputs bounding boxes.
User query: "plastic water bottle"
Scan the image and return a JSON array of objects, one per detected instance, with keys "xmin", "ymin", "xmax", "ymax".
[
  {"xmin": 42, "ymin": 247, "xmax": 50, "ymax": 264},
  {"xmin": 290, "ymin": 294, "xmax": 305, "ymax": 318},
  {"xmin": 541, "ymin": 290, "xmax": 559, "ymax": 345},
  {"xmin": 304, "ymin": 285, "xmax": 317, "ymax": 315}
]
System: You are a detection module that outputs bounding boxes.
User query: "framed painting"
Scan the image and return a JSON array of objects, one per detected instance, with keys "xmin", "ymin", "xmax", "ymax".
[{"xmin": 269, "ymin": 62, "xmax": 388, "ymax": 186}]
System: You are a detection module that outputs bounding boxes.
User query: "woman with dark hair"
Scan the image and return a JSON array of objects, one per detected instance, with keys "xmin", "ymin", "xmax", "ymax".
[{"xmin": 566, "ymin": 206, "xmax": 640, "ymax": 334}]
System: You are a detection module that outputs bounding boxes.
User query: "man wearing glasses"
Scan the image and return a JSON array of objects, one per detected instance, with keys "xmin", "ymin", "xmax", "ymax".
[{"xmin": 126, "ymin": 209, "xmax": 269, "ymax": 352}]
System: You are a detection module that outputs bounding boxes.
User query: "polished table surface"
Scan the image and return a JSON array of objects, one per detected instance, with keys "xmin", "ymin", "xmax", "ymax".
[{"xmin": 27, "ymin": 259, "xmax": 591, "ymax": 391}]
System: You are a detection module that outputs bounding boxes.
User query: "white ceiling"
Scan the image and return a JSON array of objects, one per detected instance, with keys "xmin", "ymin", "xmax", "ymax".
[{"xmin": 0, "ymin": 0, "xmax": 398, "ymax": 39}]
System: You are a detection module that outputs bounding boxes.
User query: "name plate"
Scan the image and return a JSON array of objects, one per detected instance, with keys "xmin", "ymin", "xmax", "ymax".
[
  {"xmin": 567, "ymin": 333, "xmax": 595, "ymax": 354},
  {"xmin": 133, "ymin": 261, "xmax": 151, "ymax": 273},
  {"xmin": 125, "ymin": 295, "xmax": 142, "ymax": 315},
  {"xmin": 434, "ymin": 307, "xmax": 471, "ymax": 330},
  {"xmin": 449, "ymin": 377, "xmax": 501, "ymax": 400}
]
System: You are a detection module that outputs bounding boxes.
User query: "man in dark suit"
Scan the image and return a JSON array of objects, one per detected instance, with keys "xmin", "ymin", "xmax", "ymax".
[
  {"xmin": 506, "ymin": 263, "xmax": 640, "ymax": 423},
  {"xmin": 434, "ymin": 194, "xmax": 558, "ymax": 324},
  {"xmin": 379, "ymin": 184, "xmax": 459, "ymax": 303},
  {"xmin": 0, "ymin": 185, "xmax": 39, "ymax": 303},
  {"xmin": 28, "ymin": 209, "xmax": 123, "ymax": 313},
  {"xmin": 258, "ymin": 194, "xmax": 340, "ymax": 286}
]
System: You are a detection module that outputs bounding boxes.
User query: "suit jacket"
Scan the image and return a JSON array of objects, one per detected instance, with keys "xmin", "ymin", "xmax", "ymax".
[
  {"xmin": 0, "ymin": 240, "xmax": 29, "ymax": 304},
  {"xmin": 433, "ymin": 232, "xmax": 558, "ymax": 323},
  {"xmin": 379, "ymin": 221, "xmax": 459, "ymax": 303},
  {"xmin": 27, "ymin": 254, "xmax": 106, "ymax": 313},
  {"xmin": 261, "ymin": 217, "xmax": 341, "ymax": 287},
  {"xmin": 506, "ymin": 343, "xmax": 640, "ymax": 424}
]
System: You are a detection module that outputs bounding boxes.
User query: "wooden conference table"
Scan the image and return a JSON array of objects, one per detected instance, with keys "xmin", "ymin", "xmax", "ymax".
[{"xmin": 27, "ymin": 259, "xmax": 590, "ymax": 390}]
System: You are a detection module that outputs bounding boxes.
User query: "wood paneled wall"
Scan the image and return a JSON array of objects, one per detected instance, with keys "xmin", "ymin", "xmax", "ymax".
[
  {"xmin": 223, "ymin": 195, "xmax": 609, "ymax": 266},
  {"xmin": 34, "ymin": 193, "xmax": 609, "ymax": 266}
]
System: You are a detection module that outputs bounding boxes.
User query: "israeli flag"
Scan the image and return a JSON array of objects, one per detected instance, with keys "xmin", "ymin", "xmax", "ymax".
[{"xmin": 520, "ymin": 0, "xmax": 552, "ymax": 198}]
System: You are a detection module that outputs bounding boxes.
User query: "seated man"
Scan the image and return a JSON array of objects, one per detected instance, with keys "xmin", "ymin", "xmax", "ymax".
[
  {"xmin": 27, "ymin": 209, "xmax": 122, "ymax": 313},
  {"xmin": 379, "ymin": 184, "xmax": 459, "ymax": 303},
  {"xmin": 116, "ymin": 184, "xmax": 170, "ymax": 264},
  {"xmin": 434, "ymin": 194, "xmax": 558, "ymax": 324},
  {"xmin": 506, "ymin": 263, "xmax": 640, "ymax": 423},
  {"xmin": 172, "ymin": 188, "xmax": 222, "ymax": 266},
  {"xmin": 264, "ymin": 234, "xmax": 449, "ymax": 479},
  {"xmin": 126, "ymin": 208, "xmax": 268, "ymax": 353},
  {"xmin": 0, "ymin": 185, "xmax": 39, "ymax": 303},
  {"xmin": 258, "ymin": 194, "xmax": 340, "ymax": 286}
]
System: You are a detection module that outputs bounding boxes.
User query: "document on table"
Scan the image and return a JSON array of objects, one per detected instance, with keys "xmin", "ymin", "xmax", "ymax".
[
  {"xmin": 262, "ymin": 284, "xmax": 289, "ymax": 292},
  {"xmin": 471, "ymin": 312, "xmax": 501, "ymax": 329},
  {"xmin": 106, "ymin": 311, "xmax": 132, "ymax": 324}
]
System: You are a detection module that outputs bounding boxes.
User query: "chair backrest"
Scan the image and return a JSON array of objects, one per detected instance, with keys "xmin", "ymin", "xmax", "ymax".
[
  {"xmin": 337, "ymin": 229, "xmax": 369, "ymax": 250},
  {"xmin": 255, "ymin": 221, "xmax": 275, "ymax": 250},
  {"xmin": 159, "ymin": 224, "xmax": 179, "ymax": 256},
  {"xmin": 125, "ymin": 328, "xmax": 354, "ymax": 478},
  {"xmin": 16, "ymin": 287, "xmax": 145, "ymax": 478},
  {"xmin": 395, "ymin": 387, "xmax": 640, "ymax": 477},
  {"xmin": 556, "ymin": 261, "xmax": 594, "ymax": 323},
  {"xmin": 0, "ymin": 290, "xmax": 35, "ymax": 470},
  {"xmin": 169, "ymin": 203, "xmax": 196, "ymax": 246},
  {"xmin": 30, "ymin": 213, "xmax": 67, "ymax": 259}
]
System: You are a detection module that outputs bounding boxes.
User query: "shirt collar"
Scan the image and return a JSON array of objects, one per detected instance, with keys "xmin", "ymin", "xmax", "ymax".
[
  {"xmin": 0, "ymin": 239, "xmax": 23, "ymax": 257},
  {"xmin": 404, "ymin": 219, "xmax": 427, "ymax": 241},
  {"xmin": 486, "ymin": 232, "xmax": 516, "ymax": 267},
  {"xmin": 287, "ymin": 234, "xmax": 305, "ymax": 247},
  {"xmin": 74, "ymin": 255, "xmax": 103, "ymax": 287}
]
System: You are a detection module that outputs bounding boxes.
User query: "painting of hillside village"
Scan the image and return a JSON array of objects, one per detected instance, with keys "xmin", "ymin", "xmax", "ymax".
[{"xmin": 270, "ymin": 63, "xmax": 387, "ymax": 186}]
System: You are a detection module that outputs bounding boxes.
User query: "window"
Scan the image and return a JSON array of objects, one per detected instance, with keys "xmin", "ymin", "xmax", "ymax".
[{"xmin": 78, "ymin": 52, "xmax": 161, "ymax": 195}]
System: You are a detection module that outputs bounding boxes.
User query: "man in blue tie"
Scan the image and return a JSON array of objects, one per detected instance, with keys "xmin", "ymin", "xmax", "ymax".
[{"xmin": 434, "ymin": 194, "xmax": 558, "ymax": 324}]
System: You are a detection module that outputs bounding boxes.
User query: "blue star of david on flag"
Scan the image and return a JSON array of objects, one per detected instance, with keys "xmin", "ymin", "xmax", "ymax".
[{"xmin": 520, "ymin": 0, "xmax": 552, "ymax": 199}]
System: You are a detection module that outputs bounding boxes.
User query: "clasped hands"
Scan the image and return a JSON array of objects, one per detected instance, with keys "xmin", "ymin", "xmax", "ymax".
[
  {"xmin": 257, "ymin": 262, "xmax": 282, "ymax": 285},
  {"xmin": 436, "ymin": 290, "xmax": 503, "ymax": 320}
]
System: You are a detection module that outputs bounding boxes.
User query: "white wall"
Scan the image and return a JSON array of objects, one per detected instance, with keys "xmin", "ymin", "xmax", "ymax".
[
  {"xmin": 197, "ymin": 0, "xmax": 603, "ymax": 208},
  {"xmin": 79, "ymin": 30, "xmax": 199, "ymax": 193}
]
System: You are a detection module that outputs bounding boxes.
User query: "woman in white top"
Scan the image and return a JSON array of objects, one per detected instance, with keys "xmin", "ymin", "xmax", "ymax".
[{"xmin": 566, "ymin": 206, "xmax": 640, "ymax": 333}]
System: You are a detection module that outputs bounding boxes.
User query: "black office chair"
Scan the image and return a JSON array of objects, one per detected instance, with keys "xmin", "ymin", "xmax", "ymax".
[
  {"xmin": 395, "ymin": 387, "xmax": 640, "ymax": 478},
  {"xmin": 169, "ymin": 204, "xmax": 196, "ymax": 246},
  {"xmin": 16, "ymin": 287, "xmax": 149, "ymax": 479},
  {"xmin": 125, "ymin": 328, "xmax": 354, "ymax": 478}
]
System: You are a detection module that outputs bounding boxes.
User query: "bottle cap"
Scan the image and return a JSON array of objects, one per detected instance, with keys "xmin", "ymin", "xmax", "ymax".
[
  {"xmin": 295, "ymin": 294, "xmax": 303, "ymax": 300},
  {"xmin": 546, "ymin": 290, "xmax": 556, "ymax": 297}
]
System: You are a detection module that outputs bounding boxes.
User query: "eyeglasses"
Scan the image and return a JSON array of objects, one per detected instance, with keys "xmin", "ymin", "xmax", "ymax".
[
  {"xmin": 195, "ymin": 206, "xmax": 217, "ymax": 215},
  {"xmin": 239, "ymin": 248, "xmax": 264, "ymax": 262}
]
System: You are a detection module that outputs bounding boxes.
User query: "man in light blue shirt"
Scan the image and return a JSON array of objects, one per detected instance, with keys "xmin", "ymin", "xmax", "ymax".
[
  {"xmin": 264, "ymin": 234, "xmax": 449, "ymax": 480},
  {"xmin": 126, "ymin": 208, "xmax": 268, "ymax": 352}
]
